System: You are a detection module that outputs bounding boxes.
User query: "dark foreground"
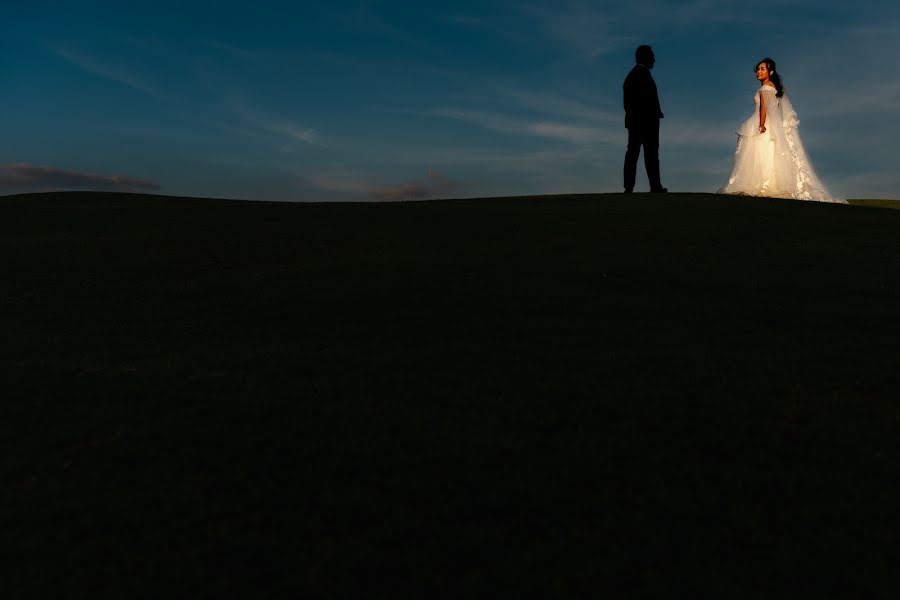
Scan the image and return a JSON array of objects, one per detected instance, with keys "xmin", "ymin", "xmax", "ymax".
[{"xmin": 2, "ymin": 192, "xmax": 899, "ymax": 598}]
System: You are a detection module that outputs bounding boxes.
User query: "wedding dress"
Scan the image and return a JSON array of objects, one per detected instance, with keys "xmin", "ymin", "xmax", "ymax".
[{"xmin": 718, "ymin": 85, "xmax": 845, "ymax": 203}]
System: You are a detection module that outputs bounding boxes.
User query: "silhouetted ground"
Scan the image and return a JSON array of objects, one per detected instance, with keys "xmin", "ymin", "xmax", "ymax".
[{"xmin": 2, "ymin": 191, "xmax": 899, "ymax": 598}]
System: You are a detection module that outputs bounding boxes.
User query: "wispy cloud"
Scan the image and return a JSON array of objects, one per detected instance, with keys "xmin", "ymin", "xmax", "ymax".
[
  {"xmin": 344, "ymin": 3, "xmax": 433, "ymax": 51},
  {"xmin": 434, "ymin": 14, "xmax": 491, "ymax": 28},
  {"xmin": 496, "ymin": 88, "xmax": 622, "ymax": 123},
  {"xmin": 519, "ymin": 0, "xmax": 760, "ymax": 60},
  {"xmin": 229, "ymin": 100, "xmax": 318, "ymax": 144},
  {"xmin": 521, "ymin": 4, "xmax": 636, "ymax": 60},
  {"xmin": 202, "ymin": 39, "xmax": 269, "ymax": 61},
  {"xmin": 0, "ymin": 163, "xmax": 162, "ymax": 193},
  {"xmin": 52, "ymin": 47, "xmax": 157, "ymax": 96},
  {"xmin": 429, "ymin": 79, "xmax": 735, "ymax": 148},
  {"xmin": 430, "ymin": 107, "xmax": 620, "ymax": 144},
  {"xmin": 369, "ymin": 182, "xmax": 430, "ymax": 202},
  {"xmin": 302, "ymin": 176, "xmax": 371, "ymax": 195},
  {"xmin": 369, "ymin": 168, "xmax": 463, "ymax": 201},
  {"xmin": 416, "ymin": 84, "xmax": 625, "ymax": 146}
]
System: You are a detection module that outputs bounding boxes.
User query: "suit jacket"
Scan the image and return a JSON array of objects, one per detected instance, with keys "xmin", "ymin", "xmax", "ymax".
[{"xmin": 623, "ymin": 65, "xmax": 664, "ymax": 129}]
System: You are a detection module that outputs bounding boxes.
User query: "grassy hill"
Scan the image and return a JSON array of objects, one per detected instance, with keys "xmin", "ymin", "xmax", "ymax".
[{"xmin": 2, "ymin": 191, "xmax": 900, "ymax": 597}]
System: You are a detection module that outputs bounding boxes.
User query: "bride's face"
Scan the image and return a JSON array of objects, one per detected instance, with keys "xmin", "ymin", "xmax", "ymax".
[{"xmin": 756, "ymin": 63, "xmax": 770, "ymax": 81}]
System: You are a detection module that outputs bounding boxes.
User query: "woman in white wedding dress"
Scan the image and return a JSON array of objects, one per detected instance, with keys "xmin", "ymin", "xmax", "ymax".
[{"xmin": 718, "ymin": 58, "xmax": 846, "ymax": 204}]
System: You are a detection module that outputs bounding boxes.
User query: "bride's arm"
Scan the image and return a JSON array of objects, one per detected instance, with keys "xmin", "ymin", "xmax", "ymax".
[{"xmin": 759, "ymin": 91, "xmax": 767, "ymax": 133}]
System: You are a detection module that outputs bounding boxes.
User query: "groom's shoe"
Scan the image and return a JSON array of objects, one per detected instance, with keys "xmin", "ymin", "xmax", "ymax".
[
  {"xmin": 650, "ymin": 187, "xmax": 668, "ymax": 193},
  {"xmin": 624, "ymin": 188, "xmax": 633, "ymax": 194}
]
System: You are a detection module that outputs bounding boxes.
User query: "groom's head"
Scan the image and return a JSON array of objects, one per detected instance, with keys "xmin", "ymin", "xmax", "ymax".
[{"xmin": 635, "ymin": 45, "xmax": 655, "ymax": 69}]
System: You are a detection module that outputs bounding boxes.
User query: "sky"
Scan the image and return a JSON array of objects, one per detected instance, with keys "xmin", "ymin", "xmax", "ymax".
[{"xmin": 3, "ymin": 0, "xmax": 899, "ymax": 201}]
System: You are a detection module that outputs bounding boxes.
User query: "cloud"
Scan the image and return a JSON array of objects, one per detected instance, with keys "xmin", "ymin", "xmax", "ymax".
[
  {"xmin": 424, "ymin": 167, "xmax": 460, "ymax": 190},
  {"xmin": 0, "ymin": 163, "xmax": 162, "ymax": 193},
  {"xmin": 368, "ymin": 168, "xmax": 463, "ymax": 201},
  {"xmin": 347, "ymin": 4, "xmax": 430, "ymax": 49},
  {"xmin": 430, "ymin": 107, "xmax": 620, "ymax": 144},
  {"xmin": 519, "ymin": 0, "xmax": 787, "ymax": 61},
  {"xmin": 229, "ymin": 100, "xmax": 317, "ymax": 144},
  {"xmin": 430, "ymin": 88, "xmax": 735, "ymax": 147},
  {"xmin": 301, "ymin": 175, "xmax": 371, "ymax": 195},
  {"xmin": 369, "ymin": 182, "xmax": 429, "ymax": 202},
  {"xmin": 524, "ymin": 4, "xmax": 636, "ymax": 60},
  {"xmin": 52, "ymin": 47, "xmax": 157, "ymax": 95},
  {"xmin": 422, "ymin": 87, "xmax": 627, "ymax": 146},
  {"xmin": 202, "ymin": 39, "xmax": 264, "ymax": 61},
  {"xmin": 430, "ymin": 108, "xmax": 519, "ymax": 134},
  {"xmin": 434, "ymin": 15, "xmax": 491, "ymax": 28},
  {"xmin": 496, "ymin": 88, "xmax": 622, "ymax": 123},
  {"xmin": 272, "ymin": 123, "xmax": 317, "ymax": 144},
  {"xmin": 528, "ymin": 121, "xmax": 618, "ymax": 143}
]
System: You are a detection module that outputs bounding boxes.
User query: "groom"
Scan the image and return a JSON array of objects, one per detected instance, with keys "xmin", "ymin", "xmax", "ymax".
[{"xmin": 623, "ymin": 45, "xmax": 667, "ymax": 193}]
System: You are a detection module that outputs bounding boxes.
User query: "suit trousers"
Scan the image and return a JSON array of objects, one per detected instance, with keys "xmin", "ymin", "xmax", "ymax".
[{"xmin": 624, "ymin": 120, "xmax": 662, "ymax": 191}]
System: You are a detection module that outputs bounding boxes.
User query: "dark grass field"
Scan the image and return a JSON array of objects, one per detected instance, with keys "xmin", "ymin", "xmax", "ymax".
[{"xmin": 3, "ymin": 191, "xmax": 900, "ymax": 598}]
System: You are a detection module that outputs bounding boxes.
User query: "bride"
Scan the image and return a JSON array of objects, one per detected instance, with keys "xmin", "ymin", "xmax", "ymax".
[{"xmin": 718, "ymin": 58, "xmax": 845, "ymax": 203}]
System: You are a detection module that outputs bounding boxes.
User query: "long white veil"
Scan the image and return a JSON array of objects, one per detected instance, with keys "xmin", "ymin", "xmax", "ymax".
[
  {"xmin": 719, "ymin": 87, "xmax": 844, "ymax": 203},
  {"xmin": 773, "ymin": 93, "xmax": 839, "ymax": 201}
]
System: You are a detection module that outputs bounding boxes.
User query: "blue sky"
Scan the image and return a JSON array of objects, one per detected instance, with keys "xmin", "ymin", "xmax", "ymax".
[{"xmin": 3, "ymin": 0, "xmax": 899, "ymax": 201}]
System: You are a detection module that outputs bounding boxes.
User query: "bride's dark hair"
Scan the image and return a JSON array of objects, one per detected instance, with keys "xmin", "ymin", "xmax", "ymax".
[{"xmin": 756, "ymin": 58, "xmax": 784, "ymax": 97}]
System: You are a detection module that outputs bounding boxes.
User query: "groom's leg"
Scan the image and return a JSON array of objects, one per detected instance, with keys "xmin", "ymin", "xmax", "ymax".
[
  {"xmin": 624, "ymin": 127, "xmax": 641, "ymax": 192},
  {"xmin": 643, "ymin": 121, "xmax": 663, "ymax": 190}
]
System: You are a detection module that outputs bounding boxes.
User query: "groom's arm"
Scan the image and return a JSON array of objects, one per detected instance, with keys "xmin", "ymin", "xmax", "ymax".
[
  {"xmin": 652, "ymin": 78, "xmax": 663, "ymax": 119},
  {"xmin": 623, "ymin": 74, "xmax": 635, "ymax": 115}
]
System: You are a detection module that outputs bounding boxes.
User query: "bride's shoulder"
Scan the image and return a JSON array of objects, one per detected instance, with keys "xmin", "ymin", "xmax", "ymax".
[{"xmin": 760, "ymin": 83, "xmax": 777, "ymax": 92}]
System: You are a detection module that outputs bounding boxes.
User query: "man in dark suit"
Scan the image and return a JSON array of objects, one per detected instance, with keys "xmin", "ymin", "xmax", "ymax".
[{"xmin": 623, "ymin": 45, "xmax": 667, "ymax": 193}]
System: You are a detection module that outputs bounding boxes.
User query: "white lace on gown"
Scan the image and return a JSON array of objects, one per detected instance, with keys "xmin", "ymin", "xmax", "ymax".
[{"xmin": 718, "ymin": 85, "xmax": 845, "ymax": 203}]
